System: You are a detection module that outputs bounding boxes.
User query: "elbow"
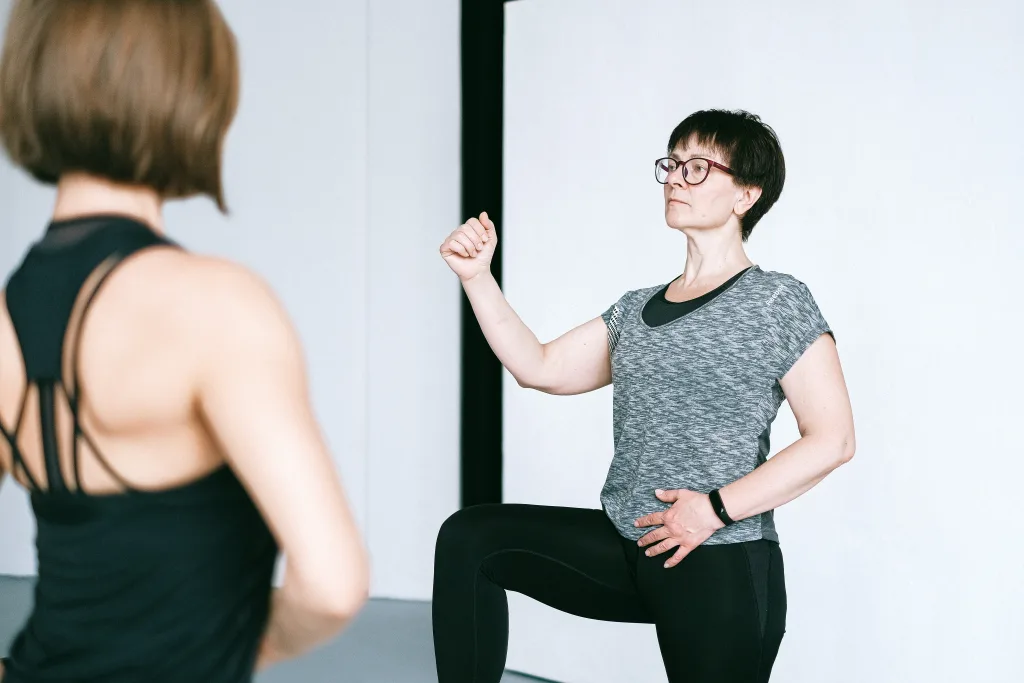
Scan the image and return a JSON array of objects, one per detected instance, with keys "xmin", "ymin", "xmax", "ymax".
[
  {"xmin": 513, "ymin": 367, "xmax": 552, "ymax": 393},
  {"xmin": 834, "ymin": 432, "xmax": 856, "ymax": 467},
  {"xmin": 515, "ymin": 374, "xmax": 554, "ymax": 393},
  {"xmin": 514, "ymin": 346, "xmax": 558, "ymax": 393},
  {"xmin": 516, "ymin": 374, "xmax": 562, "ymax": 395},
  {"xmin": 300, "ymin": 547, "xmax": 371, "ymax": 626},
  {"xmin": 322, "ymin": 551, "xmax": 370, "ymax": 623},
  {"xmin": 321, "ymin": 587, "xmax": 368, "ymax": 626},
  {"xmin": 514, "ymin": 373, "xmax": 536, "ymax": 390},
  {"xmin": 323, "ymin": 579, "xmax": 369, "ymax": 625},
  {"xmin": 804, "ymin": 427, "xmax": 855, "ymax": 470}
]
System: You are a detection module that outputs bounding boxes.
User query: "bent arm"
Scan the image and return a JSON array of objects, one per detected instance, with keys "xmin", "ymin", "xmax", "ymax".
[
  {"xmin": 462, "ymin": 272, "xmax": 611, "ymax": 395},
  {"xmin": 194, "ymin": 260, "xmax": 369, "ymax": 666},
  {"xmin": 718, "ymin": 334, "xmax": 856, "ymax": 521}
]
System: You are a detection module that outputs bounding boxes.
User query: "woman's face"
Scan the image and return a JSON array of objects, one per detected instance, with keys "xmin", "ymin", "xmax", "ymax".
[{"xmin": 661, "ymin": 140, "xmax": 758, "ymax": 234}]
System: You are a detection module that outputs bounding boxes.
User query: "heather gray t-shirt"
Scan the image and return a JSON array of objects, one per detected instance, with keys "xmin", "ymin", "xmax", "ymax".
[{"xmin": 600, "ymin": 266, "xmax": 833, "ymax": 545}]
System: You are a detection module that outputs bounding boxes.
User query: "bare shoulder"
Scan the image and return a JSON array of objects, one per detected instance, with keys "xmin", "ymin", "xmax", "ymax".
[
  {"xmin": 114, "ymin": 250, "xmax": 290, "ymax": 337},
  {"xmin": 186, "ymin": 256, "xmax": 298, "ymax": 362},
  {"xmin": 178, "ymin": 254, "xmax": 284, "ymax": 322},
  {"xmin": 173, "ymin": 256, "xmax": 304, "ymax": 384},
  {"xmin": 141, "ymin": 250, "xmax": 276, "ymax": 305},
  {"xmin": 85, "ymin": 249, "xmax": 297, "ymax": 381}
]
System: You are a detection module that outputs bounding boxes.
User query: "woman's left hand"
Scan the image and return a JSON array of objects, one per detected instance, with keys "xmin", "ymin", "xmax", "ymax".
[{"xmin": 634, "ymin": 489, "xmax": 725, "ymax": 568}]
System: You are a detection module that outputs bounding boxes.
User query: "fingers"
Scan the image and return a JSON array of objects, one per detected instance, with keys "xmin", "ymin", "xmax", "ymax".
[
  {"xmin": 655, "ymin": 488, "xmax": 681, "ymax": 503},
  {"xmin": 440, "ymin": 214, "xmax": 497, "ymax": 261},
  {"xmin": 441, "ymin": 229, "xmax": 480, "ymax": 258},
  {"xmin": 479, "ymin": 211, "xmax": 497, "ymax": 235},
  {"xmin": 452, "ymin": 231, "xmax": 480, "ymax": 256},
  {"xmin": 465, "ymin": 217, "xmax": 490, "ymax": 245},
  {"xmin": 441, "ymin": 237, "xmax": 470, "ymax": 258},
  {"xmin": 637, "ymin": 527, "xmax": 670, "ymax": 548},
  {"xmin": 634, "ymin": 511, "xmax": 665, "ymax": 528},
  {"xmin": 663, "ymin": 545, "xmax": 691, "ymax": 569},
  {"xmin": 643, "ymin": 537, "xmax": 680, "ymax": 558}
]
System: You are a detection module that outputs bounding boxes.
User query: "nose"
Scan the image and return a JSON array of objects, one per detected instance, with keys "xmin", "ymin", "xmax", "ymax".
[{"xmin": 665, "ymin": 163, "xmax": 688, "ymax": 187}]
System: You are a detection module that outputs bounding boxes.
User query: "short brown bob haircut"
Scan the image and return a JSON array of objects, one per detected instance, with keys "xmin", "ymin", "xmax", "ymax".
[{"xmin": 0, "ymin": 0, "xmax": 239, "ymax": 212}]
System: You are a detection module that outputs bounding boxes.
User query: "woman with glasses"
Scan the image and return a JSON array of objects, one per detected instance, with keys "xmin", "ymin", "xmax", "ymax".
[
  {"xmin": 433, "ymin": 109, "xmax": 855, "ymax": 682},
  {"xmin": 0, "ymin": 2, "xmax": 368, "ymax": 681}
]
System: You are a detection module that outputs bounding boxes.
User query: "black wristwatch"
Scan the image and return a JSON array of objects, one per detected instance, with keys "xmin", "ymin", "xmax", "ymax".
[{"xmin": 708, "ymin": 489, "xmax": 735, "ymax": 526}]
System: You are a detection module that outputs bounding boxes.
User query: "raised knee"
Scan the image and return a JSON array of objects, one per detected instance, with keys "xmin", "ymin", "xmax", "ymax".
[{"xmin": 435, "ymin": 504, "xmax": 502, "ymax": 562}]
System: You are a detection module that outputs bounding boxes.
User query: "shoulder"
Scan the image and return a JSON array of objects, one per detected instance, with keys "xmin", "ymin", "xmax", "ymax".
[
  {"xmin": 177, "ymin": 253, "xmax": 276, "ymax": 303},
  {"xmin": 743, "ymin": 267, "xmax": 819, "ymax": 309},
  {"xmin": 601, "ymin": 283, "xmax": 662, "ymax": 329},
  {"xmin": 745, "ymin": 267, "xmax": 806, "ymax": 292},
  {"xmin": 751, "ymin": 268, "xmax": 831, "ymax": 349},
  {"xmin": 178, "ymin": 255, "xmax": 290, "ymax": 338},
  {"xmin": 105, "ymin": 250, "xmax": 291, "ymax": 347},
  {"xmin": 608, "ymin": 283, "xmax": 664, "ymax": 310},
  {"xmin": 110, "ymin": 249, "xmax": 276, "ymax": 310}
]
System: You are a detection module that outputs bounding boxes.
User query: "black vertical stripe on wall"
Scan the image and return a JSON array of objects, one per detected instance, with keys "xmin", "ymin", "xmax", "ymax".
[{"xmin": 459, "ymin": 0, "xmax": 512, "ymax": 508}]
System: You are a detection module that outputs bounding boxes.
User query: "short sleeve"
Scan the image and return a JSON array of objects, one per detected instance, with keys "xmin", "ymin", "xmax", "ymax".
[
  {"xmin": 765, "ymin": 279, "xmax": 833, "ymax": 380},
  {"xmin": 601, "ymin": 294, "xmax": 627, "ymax": 354}
]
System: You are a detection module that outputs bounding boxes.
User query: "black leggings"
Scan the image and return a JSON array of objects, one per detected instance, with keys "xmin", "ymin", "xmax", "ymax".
[{"xmin": 432, "ymin": 504, "xmax": 786, "ymax": 683}]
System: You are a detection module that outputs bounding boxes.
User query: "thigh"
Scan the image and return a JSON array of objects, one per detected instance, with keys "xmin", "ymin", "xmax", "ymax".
[
  {"xmin": 757, "ymin": 542, "xmax": 787, "ymax": 681},
  {"xmin": 635, "ymin": 540, "xmax": 787, "ymax": 683},
  {"xmin": 436, "ymin": 503, "xmax": 651, "ymax": 623}
]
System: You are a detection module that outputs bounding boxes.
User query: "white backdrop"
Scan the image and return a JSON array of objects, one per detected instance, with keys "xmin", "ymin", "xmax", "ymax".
[
  {"xmin": 0, "ymin": 0, "xmax": 460, "ymax": 602},
  {"xmin": 502, "ymin": 1, "xmax": 1023, "ymax": 682}
]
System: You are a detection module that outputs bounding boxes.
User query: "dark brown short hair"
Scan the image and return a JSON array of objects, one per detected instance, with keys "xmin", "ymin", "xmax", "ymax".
[
  {"xmin": 0, "ymin": 0, "xmax": 239, "ymax": 212},
  {"xmin": 668, "ymin": 110, "xmax": 786, "ymax": 242}
]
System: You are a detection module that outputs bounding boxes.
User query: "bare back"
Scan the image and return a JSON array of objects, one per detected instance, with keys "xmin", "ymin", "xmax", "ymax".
[
  {"xmin": 0, "ymin": 211, "xmax": 368, "ymax": 683},
  {"xmin": 0, "ymin": 232, "xmax": 225, "ymax": 495}
]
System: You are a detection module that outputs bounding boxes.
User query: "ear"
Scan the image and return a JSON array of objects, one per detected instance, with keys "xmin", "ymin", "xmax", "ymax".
[{"xmin": 735, "ymin": 185, "xmax": 762, "ymax": 218}]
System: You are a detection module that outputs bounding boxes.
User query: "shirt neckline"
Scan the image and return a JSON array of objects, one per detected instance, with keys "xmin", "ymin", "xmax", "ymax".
[{"xmin": 635, "ymin": 265, "xmax": 760, "ymax": 331}]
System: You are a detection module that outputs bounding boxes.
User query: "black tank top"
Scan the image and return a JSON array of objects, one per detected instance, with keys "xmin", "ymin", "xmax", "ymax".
[
  {"xmin": 641, "ymin": 266, "xmax": 752, "ymax": 326},
  {"xmin": 0, "ymin": 216, "xmax": 278, "ymax": 683}
]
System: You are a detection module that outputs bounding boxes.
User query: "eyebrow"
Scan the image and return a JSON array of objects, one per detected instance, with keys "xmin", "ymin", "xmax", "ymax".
[{"xmin": 670, "ymin": 150, "xmax": 717, "ymax": 162}]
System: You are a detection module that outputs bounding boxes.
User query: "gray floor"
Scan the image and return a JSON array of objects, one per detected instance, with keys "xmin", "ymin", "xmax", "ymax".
[{"xmin": 0, "ymin": 576, "xmax": 542, "ymax": 682}]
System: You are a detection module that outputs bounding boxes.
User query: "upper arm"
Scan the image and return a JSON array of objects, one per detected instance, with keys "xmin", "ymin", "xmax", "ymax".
[
  {"xmin": 534, "ymin": 315, "xmax": 612, "ymax": 395},
  {"xmin": 193, "ymin": 260, "xmax": 368, "ymax": 602},
  {"xmin": 779, "ymin": 334, "xmax": 855, "ymax": 453},
  {"xmin": 767, "ymin": 279, "xmax": 855, "ymax": 454}
]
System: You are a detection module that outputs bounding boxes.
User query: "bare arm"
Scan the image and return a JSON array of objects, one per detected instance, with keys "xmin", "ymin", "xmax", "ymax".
[
  {"xmin": 443, "ymin": 213, "xmax": 612, "ymax": 396},
  {"xmin": 194, "ymin": 260, "xmax": 369, "ymax": 667},
  {"xmin": 461, "ymin": 273, "xmax": 611, "ymax": 395},
  {"xmin": 718, "ymin": 333, "xmax": 856, "ymax": 519}
]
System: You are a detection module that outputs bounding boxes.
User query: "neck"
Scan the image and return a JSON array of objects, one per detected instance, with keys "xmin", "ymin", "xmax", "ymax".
[
  {"xmin": 52, "ymin": 173, "xmax": 165, "ymax": 233},
  {"xmin": 679, "ymin": 224, "xmax": 753, "ymax": 286}
]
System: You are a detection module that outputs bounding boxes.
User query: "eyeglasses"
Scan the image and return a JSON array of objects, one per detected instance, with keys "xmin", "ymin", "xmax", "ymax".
[{"xmin": 654, "ymin": 157, "xmax": 734, "ymax": 185}]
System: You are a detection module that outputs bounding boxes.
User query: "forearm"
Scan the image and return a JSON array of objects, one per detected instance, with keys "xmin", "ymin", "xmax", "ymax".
[
  {"xmin": 461, "ymin": 272, "xmax": 546, "ymax": 385},
  {"xmin": 719, "ymin": 433, "xmax": 854, "ymax": 521},
  {"xmin": 257, "ymin": 576, "xmax": 364, "ymax": 668}
]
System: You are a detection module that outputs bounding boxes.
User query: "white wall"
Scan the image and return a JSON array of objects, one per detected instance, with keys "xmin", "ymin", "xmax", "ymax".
[
  {"xmin": 0, "ymin": 0, "xmax": 460, "ymax": 602},
  {"xmin": 503, "ymin": 1, "xmax": 1023, "ymax": 682},
  {"xmin": 366, "ymin": 0, "xmax": 461, "ymax": 600}
]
